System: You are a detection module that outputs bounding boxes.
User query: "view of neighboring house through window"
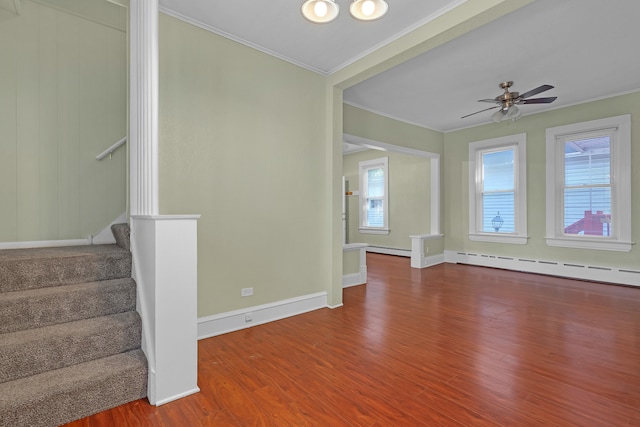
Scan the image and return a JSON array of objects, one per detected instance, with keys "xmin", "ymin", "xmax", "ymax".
[
  {"xmin": 545, "ymin": 114, "xmax": 631, "ymax": 251},
  {"xmin": 563, "ymin": 134, "xmax": 612, "ymax": 236},
  {"xmin": 359, "ymin": 157, "xmax": 389, "ymax": 234},
  {"xmin": 468, "ymin": 133, "xmax": 527, "ymax": 244}
]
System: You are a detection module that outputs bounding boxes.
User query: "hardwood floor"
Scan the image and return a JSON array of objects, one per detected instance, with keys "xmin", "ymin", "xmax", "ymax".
[{"xmin": 65, "ymin": 253, "xmax": 640, "ymax": 426}]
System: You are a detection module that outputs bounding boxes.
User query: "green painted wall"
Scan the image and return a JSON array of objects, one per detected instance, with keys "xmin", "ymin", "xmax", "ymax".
[
  {"xmin": 343, "ymin": 150, "xmax": 431, "ymax": 250},
  {"xmin": 444, "ymin": 91, "xmax": 640, "ymax": 269},
  {"xmin": 344, "ymin": 104, "xmax": 443, "ymax": 153},
  {"xmin": 342, "ymin": 250, "xmax": 360, "ymax": 276},
  {"xmin": 0, "ymin": 0, "xmax": 127, "ymax": 242},
  {"xmin": 342, "ymin": 104, "xmax": 444, "ymax": 252},
  {"xmin": 158, "ymin": 14, "xmax": 329, "ymax": 317}
]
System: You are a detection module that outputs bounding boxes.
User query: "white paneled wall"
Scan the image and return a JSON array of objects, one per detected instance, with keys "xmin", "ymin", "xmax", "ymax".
[{"xmin": 0, "ymin": 0, "xmax": 127, "ymax": 242}]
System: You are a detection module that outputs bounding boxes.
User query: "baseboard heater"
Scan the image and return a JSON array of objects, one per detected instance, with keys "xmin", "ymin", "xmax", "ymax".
[{"xmin": 445, "ymin": 250, "xmax": 640, "ymax": 287}]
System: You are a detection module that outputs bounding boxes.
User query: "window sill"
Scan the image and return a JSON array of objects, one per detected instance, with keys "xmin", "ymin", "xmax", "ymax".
[
  {"xmin": 545, "ymin": 237, "xmax": 634, "ymax": 252},
  {"xmin": 469, "ymin": 233, "xmax": 528, "ymax": 245},
  {"xmin": 359, "ymin": 228, "xmax": 390, "ymax": 235}
]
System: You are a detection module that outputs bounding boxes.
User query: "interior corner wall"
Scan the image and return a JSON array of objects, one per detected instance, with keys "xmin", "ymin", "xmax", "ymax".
[
  {"xmin": 0, "ymin": 0, "xmax": 127, "ymax": 243},
  {"xmin": 157, "ymin": 13, "xmax": 330, "ymax": 318},
  {"xmin": 443, "ymin": 91, "xmax": 640, "ymax": 270}
]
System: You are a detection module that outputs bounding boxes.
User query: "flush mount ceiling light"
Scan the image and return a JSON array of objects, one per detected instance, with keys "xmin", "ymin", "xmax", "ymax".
[
  {"xmin": 302, "ymin": 0, "xmax": 388, "ymax": 23},
  {"xmin": 350, "ymin": 0, "xmax": 388, "ymax": 21},
  {"xmin": 301, "ymin": 0, "xmax": 339, "ymax": 23}
]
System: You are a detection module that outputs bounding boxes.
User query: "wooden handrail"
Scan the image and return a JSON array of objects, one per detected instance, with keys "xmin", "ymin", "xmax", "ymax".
[{"xmin": 96, "ymin": 136, "xmax": 127, "ymax": 160}]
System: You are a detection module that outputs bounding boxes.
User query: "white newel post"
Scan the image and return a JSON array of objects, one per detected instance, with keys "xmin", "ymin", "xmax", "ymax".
[
  {"xmin": 131, "ymin": 215, "xmax": 201, "ymax": 405},
  {"xmin": 130, "ymin": 0, "xmax": 200, "ymax": 405}
]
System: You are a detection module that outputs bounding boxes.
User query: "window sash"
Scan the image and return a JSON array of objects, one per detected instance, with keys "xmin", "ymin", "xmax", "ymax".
[
  {"xmin": 557, "ymin": 130, "xmax": 614, "ymax": 239},
  {"xmin": 476, "ymin": 146, "xmax": 517, "ymax": 235},
  {"xmin": 468, "ymin": 133, "xmax": 527, "ymax": 245},
  {"xmin": 359, "ymin": 157, "xmax": 389, "ymax": 232},
  {"xmin": 545, "ymin": 114, "xmax": 631, "ymax": 252}
]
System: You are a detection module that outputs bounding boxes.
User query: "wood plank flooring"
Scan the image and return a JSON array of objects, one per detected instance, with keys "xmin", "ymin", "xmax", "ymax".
[{"xmin": 65, "ymin": 253, "xmax": 640, "ymax": 426}]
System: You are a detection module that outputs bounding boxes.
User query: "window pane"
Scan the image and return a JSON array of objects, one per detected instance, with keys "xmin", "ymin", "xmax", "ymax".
[
  {"xmin": 367, "ymin": 199, "xmax": 384, "ymax": 227},
  {"xmin": 564, "ymin": 137, "xmax": 610, "ymax": 186},
  {"xmin": 563, "ymin": 188, "xmax": 611, "ymax": 235},
  {"xmin": 367, "ymin": 168, "xmax": 384, "ymax": 197},
  {"xmin": 483, "ymin": 149, "xmax": 514, "ymax": 191},
  {"xmin": 482, "ymin": 192, "xmax": 514, "ymax": 232}
]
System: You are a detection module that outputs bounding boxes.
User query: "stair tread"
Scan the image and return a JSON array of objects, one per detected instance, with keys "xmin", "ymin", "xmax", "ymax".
[
  {"xmin": 0, "ymin": 349, "xmax": 147, "ymax": 427},
  {"xmin": 0, "ymin": 349, "xmax": 147, "ymax": 401},
  {"xmin": 0, "ymin": 244, "xmax": 127, "ymax": 261},
  {"xmin": 0, "ymin": 244, "xmax": 132, "ymax": 294},
  {"xmin": 0, "ymin": 277, "xmax": 134, "ymax": 301},
  {"xmin": 0, "ymin": 278, "xmax": 136, "ymax": 334},
  {"xmin": 0, "ymin": 311, "xmax": 141, "ymax": 384}
]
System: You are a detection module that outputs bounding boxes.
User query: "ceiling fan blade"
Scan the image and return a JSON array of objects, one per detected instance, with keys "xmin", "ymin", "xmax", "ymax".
[
  {"xmin": 478, "ymin": 99, "xmax": 499, "ymax": 103},
  {"xmin": 461, "ymin": 105, "xmax": 499, "ymax": 119},
  {"xmin": 518, "ymin": 96, "xmax": 557, "ymax": 104},
  {"xmin": 518, "ymin": 84, "xmax": 554, "ymax": 99}
]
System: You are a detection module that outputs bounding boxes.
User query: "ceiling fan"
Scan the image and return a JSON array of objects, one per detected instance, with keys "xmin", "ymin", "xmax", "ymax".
[{"xmin": 462, "ymin": 81, "xmax": 557, "ymax": 122}]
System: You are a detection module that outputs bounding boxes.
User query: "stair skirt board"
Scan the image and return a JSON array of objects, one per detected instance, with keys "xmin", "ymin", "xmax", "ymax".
[{"xmin": 198, "ymin": 291, "xmax": 328, "ymax": 339}]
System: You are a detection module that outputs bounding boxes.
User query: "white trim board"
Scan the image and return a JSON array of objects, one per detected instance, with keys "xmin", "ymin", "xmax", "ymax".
[
  {"xmin": 343, "ymin": 272, "xmax": 366, "ymax": 288},
  {"xmin": 366, "ymin": 246, "xmax": 411, "ymax": 257},
  {"xmin": 198, "ymin": 292, "xmax": 328, "ymax": 340},
  {"xmin": 0, "ymin": 238, "xmax": 90, "ymax": 250},
  {"xmin": 444, "ymin": 250, "xmax": 640, "ymax": 287}
]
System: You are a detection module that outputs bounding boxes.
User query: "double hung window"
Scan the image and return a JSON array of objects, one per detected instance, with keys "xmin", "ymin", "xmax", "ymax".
[
  {"xmin": 468, "ymin": 134, "xmax": 527, "ymax": 244},
  {"xmin": 359, "ymin": 157, "xmax": 389, "ymax": 234},
  {"xmin": 545, "ymin": 115, "xmax": 631, "ymax": 251}
]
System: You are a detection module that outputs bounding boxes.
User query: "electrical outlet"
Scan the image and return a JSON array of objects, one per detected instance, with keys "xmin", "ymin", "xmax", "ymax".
[
  {"xmin": 241, "ymin": 287, "xmax": 253, "ymax": 297},
  {"xmin": 245, "ymin": 313, "xmax": 253, "ymax": 322}
]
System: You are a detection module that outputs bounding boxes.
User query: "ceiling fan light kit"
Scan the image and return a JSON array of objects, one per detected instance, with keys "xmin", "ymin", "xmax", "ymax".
[
  {"xmin": 462, "ymin": 81, "xmax": 557, "ymax": 123},
  {"xmin": 302, "ymin": 0, "xmax": 388, "ymax": 23}
]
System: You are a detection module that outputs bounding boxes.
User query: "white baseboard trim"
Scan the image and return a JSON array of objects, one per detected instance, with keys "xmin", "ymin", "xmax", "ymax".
[
  {"xmin": 198, "ymin": 291, "xmax": 328, "ymax": 340},
  {"xmin": 343, "ymin": 271, "xmax": 366, "ymax": 288},
  {"xmin": 155, "ymin": 387, "xmax": 201, "ymax": 407},
  {"xmin": 0, "ymin": 212, "xmax": 127, "ymax": 250},
  {"xmin": 445, "ymin": 250, "xmax": 640, "ymax": 287},
  {"xmin": 366, "ymin": 246, "xmax": 411, "ymax": 257},
  {"xmin": 413, "ymin": 253, "xmax": 446, "ymax": 268},
  {"xmin": 0, "ymin": 238, "xmax": 90, "ymax": 250}
]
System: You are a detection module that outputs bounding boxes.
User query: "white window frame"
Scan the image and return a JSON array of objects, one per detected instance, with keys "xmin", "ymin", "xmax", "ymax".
[
  {"xmin": 468, "ymin": 133, "xmax": 528, "ymax": 244},
  {"xmin": 359, "ymin": 157, "xmax": 389, "ymax": 235},
  {"xmin": 545, "ymin": 115, "xmax": 632, "ymax": 252}
]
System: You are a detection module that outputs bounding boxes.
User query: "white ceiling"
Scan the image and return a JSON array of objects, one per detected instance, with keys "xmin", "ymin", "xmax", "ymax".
[{"xmin": 159, "ymin": 0, "xmax": 640, "ymax": 133}]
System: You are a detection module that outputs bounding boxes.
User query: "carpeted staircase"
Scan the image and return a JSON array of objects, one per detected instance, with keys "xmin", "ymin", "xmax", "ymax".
[{"xmin": 0, "ymin": 224, "xmax": 148, "ymax": 427}]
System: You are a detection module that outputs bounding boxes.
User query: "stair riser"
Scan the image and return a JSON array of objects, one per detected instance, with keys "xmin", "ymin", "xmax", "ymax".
[
  {"xmin": 0, "ymin": 252, "xmax": 131, "ymax": 293},
  {"xmin": 0, "ymin": 279, "xmax": 136, "ymax": 334},
  {"xmin": 0, "ymin": 312, "xmax": 142, "ymax": 384}
]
